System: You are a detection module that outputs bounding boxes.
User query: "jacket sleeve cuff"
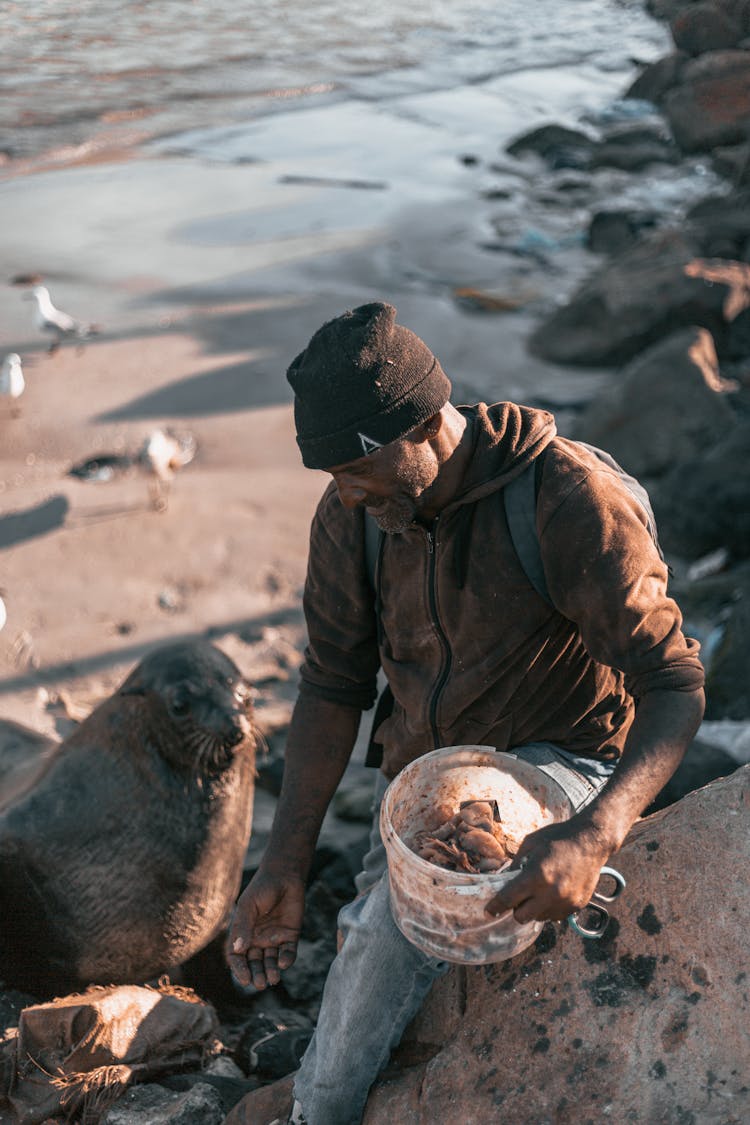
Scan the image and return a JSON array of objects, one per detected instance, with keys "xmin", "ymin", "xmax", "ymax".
[
  {"xmin": 298, "ymin": 672, "xmax": 378, "ymax": 712},
  {"xmin": 625, "ymin": 659, "xmax": 705, "ymax": 699}
]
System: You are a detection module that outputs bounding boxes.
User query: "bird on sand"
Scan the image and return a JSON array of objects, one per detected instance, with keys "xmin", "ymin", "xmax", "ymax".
[
  {"xmin": 138, "ymin": 429, "xmax": 197, "ymax": 511},
  {"xmin": 26, "ymin": 286, "xmax": 96, "ymax": 354},
  {"xmin": 0, "ymin": 354, "xmax": 25, "ymax": 400},
  {"xmin": 67, "ymin": 429, "xmax": 196, "ymax": 511}
]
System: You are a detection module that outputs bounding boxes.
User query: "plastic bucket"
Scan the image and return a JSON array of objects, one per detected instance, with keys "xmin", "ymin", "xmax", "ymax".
[{"xmin": 380, "ymin": 745, "xmax": 574, "ymax": 964}]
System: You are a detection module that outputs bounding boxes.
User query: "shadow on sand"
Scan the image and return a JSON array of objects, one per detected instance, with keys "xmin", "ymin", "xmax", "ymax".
[
  {"xmin": 0, "ymin": 603, "xmax": 303, "ymax": 696},
  {"xmin": 0, "ymin": 495, "xmax": 69, "ymax": 551}
]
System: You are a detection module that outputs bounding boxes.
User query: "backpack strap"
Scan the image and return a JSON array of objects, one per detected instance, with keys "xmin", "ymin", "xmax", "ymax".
[
  {"xmin": 503, "ymin": 459, "xmax": 552, "ymax": 604},
  {"xmin": 363, "ymin": 512, "xmax": 390, "ymax": 768},
  {"xmin": 504, "ymin": 442, "xmax": 666, "ymax": 604},
  {"xmin": 364, "ymin": 510, "xmax": 382, "ymax": 590}
]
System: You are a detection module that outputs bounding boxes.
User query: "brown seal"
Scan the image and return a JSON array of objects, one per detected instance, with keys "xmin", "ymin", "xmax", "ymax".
[{"xmin": 0, "ymin": 639, "xmax": 257, "ymax": 992}]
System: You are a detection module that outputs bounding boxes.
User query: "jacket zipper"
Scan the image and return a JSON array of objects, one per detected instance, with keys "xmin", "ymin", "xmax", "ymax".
[{"xmin": 426, "ymin": 521, "xmax": 452, "ymax": 744}]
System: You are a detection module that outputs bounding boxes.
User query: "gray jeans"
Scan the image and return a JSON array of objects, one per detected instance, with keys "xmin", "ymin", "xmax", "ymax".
[{"xmin": 293, "ymin": 744, "xmax": 616, "ymax": 1125}]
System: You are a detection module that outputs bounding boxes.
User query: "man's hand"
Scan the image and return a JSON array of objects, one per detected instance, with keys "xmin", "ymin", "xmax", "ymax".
[
  {"xmin": 227, "ymin": 870, "xmax": 307, "ymax": 990},
  {"xmin": 484, "ymin": 818, "xmax": 611, "ymax": 924}
]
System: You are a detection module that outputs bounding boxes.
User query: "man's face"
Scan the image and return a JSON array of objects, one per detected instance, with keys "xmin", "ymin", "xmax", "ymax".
[{"xmin": 328, "ymin": 432, "xmax": 438, "ymax": 534}]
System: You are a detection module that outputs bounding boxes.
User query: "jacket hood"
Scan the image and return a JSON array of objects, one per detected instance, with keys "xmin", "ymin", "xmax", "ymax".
[{"xmin": 448, "ymin": 401, "xmax": 557, "ymax": 510}]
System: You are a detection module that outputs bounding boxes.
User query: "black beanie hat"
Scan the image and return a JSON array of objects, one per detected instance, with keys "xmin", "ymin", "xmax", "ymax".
[{"xmin": 286, "ymin": 302, "xmax": 451, "ymax": 469}]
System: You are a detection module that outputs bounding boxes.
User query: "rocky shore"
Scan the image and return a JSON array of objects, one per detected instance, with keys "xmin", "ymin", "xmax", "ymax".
[{"xmin": 1, "ymin": 2, "xmax": 750, "ymax": 1122}]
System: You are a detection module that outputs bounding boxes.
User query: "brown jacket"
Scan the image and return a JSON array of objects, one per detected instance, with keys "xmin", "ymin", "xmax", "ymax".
[{"xmin": 299, "ymin": 402, "xmax": 704, "ymax": 779}]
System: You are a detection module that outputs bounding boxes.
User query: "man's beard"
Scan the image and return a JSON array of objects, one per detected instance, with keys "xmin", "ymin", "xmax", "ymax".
[
  {"xmin": 364, "ymin": 445, "xmax": 437, "ymax": 534},
  {"xmin": 368, "ymin": 496, "xmax": 417, "ymax": 534}
]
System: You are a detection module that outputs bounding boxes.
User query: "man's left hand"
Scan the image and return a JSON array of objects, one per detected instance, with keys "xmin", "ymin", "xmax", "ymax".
[{"xmin": 484, "ymin": 818, "xmax": 612, "ymax": 924}]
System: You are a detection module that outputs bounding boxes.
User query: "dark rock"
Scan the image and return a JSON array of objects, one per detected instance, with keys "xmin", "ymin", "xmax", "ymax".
[
  {"xmin": 571, "ymin": 327, "xmax": 737, "ymax": 477},
  {"xmin": 506, "ymin": 124, "xmax": 597, "ymax": 170},
  {"xmin": 589, "ymin": 126, "xmax": 678, "ymax": 173},
  {"xmin": 224, "ymin": 1074, "xmax": 295, "ymax": 1125},
  {"xmin": 671, "ymin": 3, "xmax": 744, "ymax": 55},
  {"xmin": 687, "ymin": 189, "xmax": 750, "ymax": 259},
  {"xmin": 663, "ymin": 49, "xmax": 750, "ymax": 152},
  {"xmin": 726, "ymin": 306, "xmax": 750, "ymax": 356},
  {"xmin": 158, "ymin": 1071, "xmax": 260, "ymax": 1114},
  {"xmin": 670, "ymin": 557, "xmax": 750, "ymax": 624},
  {"xmin": 625, "ymin": 52, "xmax": 688, "ymax": 104},
  {"xmin": 278, "ymin": 937, "xmax": 336, "ymax": 1003},
  {"xmin": 527, "ymin": 230, "xmax": 733, "ymax": 366},
  {"xmin": 705, "ymin": 595, "xmax": 750, "ymax": 716},
  {"xmin": 587, "ymin": 210, "xmax": 660, "ymax": 254},
  {"xmin": 645, "ymin": 737, "xmax": 738, "ymax": 812},
  {"xmin": 102, "ymin": 1081, "xmax": 225, "ymax": 1124},
  {"xmin": 333, "ymin": 775, "xmax": 377, "ymax": 822},
  {"xmin": 711, "ymin": 140, "xmax": 750, "ymax": 184},
  {"xmin": 308, "ymin": 831, "xmax": 371, "ymax": 899},
  {"xmin": 589, "ymin": 138, "xmax": 678, "ymax": 171},
  {"xmin": 0, "ymin": 988, "xmax": 37, "ymax": 1033},
  {"xmin": 653, "ymin": 418, "xmax": 750, "ymax": 559},
  {"xmin": 602, "ymin": 125, "xmax": 673, "ymax": 147},
  {"xmin": 303, "ymin": 878, "xmax": 350, "ymax": 943},
  {"xmin": 647, "ymin": 0, "xmax": 692, "ymax": 18}
]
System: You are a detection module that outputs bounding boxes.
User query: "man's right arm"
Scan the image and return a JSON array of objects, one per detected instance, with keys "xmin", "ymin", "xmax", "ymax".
[{"xmin": 227, "ymin": 691, "xmax": 361, "ymax": 990}]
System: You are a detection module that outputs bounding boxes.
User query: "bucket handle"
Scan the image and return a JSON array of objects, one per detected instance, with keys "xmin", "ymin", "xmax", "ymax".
[{"xmin": 442, "ymin": 859, "xmax": 515, "ymax": 896}]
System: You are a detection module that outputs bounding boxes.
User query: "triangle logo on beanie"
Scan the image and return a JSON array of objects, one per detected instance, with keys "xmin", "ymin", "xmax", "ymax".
[{"xmin": 358, "ymin": 432, "xmax": 383, "ymax": 456}]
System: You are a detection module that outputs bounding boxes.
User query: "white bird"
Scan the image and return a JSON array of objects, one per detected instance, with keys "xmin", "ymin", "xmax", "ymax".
[
  {"xmin": 0, "ymin": 593, "xmax": 6, "ymax": 632},
  {"xmin": 0, "ymin": 353, "xmax": 25, "ymax": 399},
  {"xmin": 26, "ymin": 285, "xmax": 94, "ymax": 353},
  {"xmin": 138, "ymin": 428, "xmax": 197, "ymax": 511}
]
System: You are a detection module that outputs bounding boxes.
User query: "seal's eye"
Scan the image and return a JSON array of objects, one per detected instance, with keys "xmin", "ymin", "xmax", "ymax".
[
  {"xmin": 169, "ymin": 687, "xmax": 192, "ymax": 716},
  {"xmin": 234, "ymin": 683, "xmax": 252, "ymax": 706}
]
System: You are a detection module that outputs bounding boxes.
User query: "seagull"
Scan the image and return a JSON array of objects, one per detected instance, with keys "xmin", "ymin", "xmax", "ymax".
[
  {"xmin": 26, "ymin": 285, "xmax": 96, "ymax": 354},
  {"xmin": 0, "ymin": 353, "xmax": 25, "ymax": 400},
  {"xmin": 138, "ymin": 428, "xmax": 197, "ymax": 511}
]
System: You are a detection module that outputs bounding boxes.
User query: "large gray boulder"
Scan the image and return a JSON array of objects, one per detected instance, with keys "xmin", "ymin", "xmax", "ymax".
[
  {"xmin": 526, "ymin": 232, "xmax": 746, "ymax": 366},
  {"xmin": 653, "ymin": 417, "xmax": 750, "ymax": 560},
  {"xmin": 663, "ymin": 50, "xmax": 750, "ymax": 152},
  {"xmin": 670, "ymin": 1, "xmax": 749, "ymax": 55},
  {"xmin": 572, "ymin": 327, "xmax": 737, "ymax": 478},
  {"xmin": 363, "ymin": 767, "xmax": 750, "ymax": 1124},
  {"xmin": 687, "ymin": 189, "xmax": 750, "ymax": 262},
  {"xmin": 625, "ymin": 52, "xmax": 688, "ymax": 103}
]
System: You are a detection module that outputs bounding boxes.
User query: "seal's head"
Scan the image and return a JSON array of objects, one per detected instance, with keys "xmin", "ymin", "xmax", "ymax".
[{"xmin": 119, "ymin": 638, "xmax": 255, "ymax": 774}]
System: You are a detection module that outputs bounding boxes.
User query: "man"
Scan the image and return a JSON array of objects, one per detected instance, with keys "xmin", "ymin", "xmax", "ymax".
[{"xmin": 228, "ymin": 302, "xmax": 705, "ymax": 1125}]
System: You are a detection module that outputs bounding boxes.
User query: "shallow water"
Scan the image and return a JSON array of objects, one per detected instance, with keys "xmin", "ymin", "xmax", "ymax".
[{"xmin": 2, "ymin": 0, "xmax": 669, "ymax": 165}]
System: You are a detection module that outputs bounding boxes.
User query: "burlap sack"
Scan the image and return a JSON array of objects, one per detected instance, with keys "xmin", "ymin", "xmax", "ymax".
[{"xmin": 0, "ymin": 981, "xmax": 218, "ymax": 1124}]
